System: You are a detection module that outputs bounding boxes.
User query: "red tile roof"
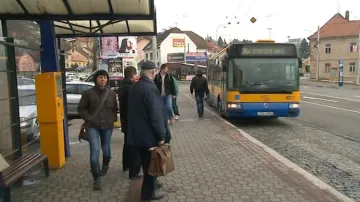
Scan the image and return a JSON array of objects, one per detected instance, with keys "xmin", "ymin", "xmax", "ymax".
[{"xmin": 308, "ymin": 13, "xmax": 360, "ymax": 40}]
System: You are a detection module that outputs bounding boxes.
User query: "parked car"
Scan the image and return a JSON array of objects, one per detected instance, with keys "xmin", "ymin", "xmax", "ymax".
[
  {"xmin": 17, "ymin": 76, "xmax": 35, "ymax": 86},
  {"xmin": 18, "ymin": 85, "xmax": 39, "ymax": 141},
  {"xmin": 66, "ymin": 81, "xmax": 95, "ymax": 116}
]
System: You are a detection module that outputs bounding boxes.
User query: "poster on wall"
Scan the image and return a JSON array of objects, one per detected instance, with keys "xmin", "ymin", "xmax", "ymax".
[
  {"xmin": 100, "ymin": 37, "xmax": 119, "ymax": 59},
  {"xmin": 118, "ymin": 37, "xmax": 137, "ymax": 57},
  {"xmin": 173, "ymin": 38, "xmax": 185, "ymax": 47}
]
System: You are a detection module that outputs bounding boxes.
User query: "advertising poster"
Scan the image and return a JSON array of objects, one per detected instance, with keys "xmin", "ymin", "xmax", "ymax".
[
  {"xmin": 173, "ymin": 38, "xmax": 185, "ymax": 47},
  {"xmin": 118, "ymin": 37, "xmax": 137, "ymax": 57},
  {"xmin": 185, "ymin": 52, "xmax": 207, "ymax": 62},
  {"xmin": 100, "ymin": 37, "xmax": 119, "ymax": 59}
]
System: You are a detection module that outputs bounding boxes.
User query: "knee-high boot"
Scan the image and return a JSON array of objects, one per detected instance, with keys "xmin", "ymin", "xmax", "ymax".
[
  {"xmin": 91, "ymin": 164, "xmax": 101, "ymax": 190},
  {"xmin": 100, "ymin": 156, "xmax": 111, "ymax": 176}
]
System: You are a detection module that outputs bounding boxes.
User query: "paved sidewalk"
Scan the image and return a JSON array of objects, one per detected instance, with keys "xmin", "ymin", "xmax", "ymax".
[{"xmin": 10, "ymin": 86, "xmax": 351, "ymax": 202}]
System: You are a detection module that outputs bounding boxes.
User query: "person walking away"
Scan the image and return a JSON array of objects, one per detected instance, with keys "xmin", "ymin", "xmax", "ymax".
[
  {"xmin": 172, "ymin": 76, "xmax": 180, "ymax": 120},
  {"xmin": 154, "ymin": 64, "xmax": 176, "ymax": 124},
  {"xmin": 118, "ymin": 66, "xmax": 141, "ymax": 179},
  {"xmin": 190, "ymin": 70, "xmax": 209, "ymax": 118},
  {"xmin": 77, "ymin": 70, "xmax": 118, "ymax": 190},
  {"xmin": 127, "ymin": 61, "xmax": 167, "ymax": 200}
]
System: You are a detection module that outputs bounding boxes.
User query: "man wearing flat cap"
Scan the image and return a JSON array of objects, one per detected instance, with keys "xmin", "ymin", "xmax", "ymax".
[{"xmin": 126, "ymin": 61, "xmax": 169, "ymax": 200}]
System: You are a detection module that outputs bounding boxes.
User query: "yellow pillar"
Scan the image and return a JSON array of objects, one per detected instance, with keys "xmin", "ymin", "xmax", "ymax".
[{"xmin": 35, "ymin": 72, "xmax": 65, "ymax": 169}]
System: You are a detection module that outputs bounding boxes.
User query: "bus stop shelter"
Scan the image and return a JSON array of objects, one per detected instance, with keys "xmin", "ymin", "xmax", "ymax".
[{"xmin": 0, "ymin": 0, "xmax": 157, "ymax": 160}]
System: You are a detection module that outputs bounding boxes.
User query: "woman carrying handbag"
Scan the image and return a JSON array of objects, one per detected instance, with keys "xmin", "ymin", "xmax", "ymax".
[{"xmin": 77, "ymin": 70, "xmax": 118, "ymax": 191}]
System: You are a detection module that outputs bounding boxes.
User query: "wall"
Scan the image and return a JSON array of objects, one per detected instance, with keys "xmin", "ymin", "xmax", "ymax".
[
  {"xmin": 137, "ymin": 37, "xmax": 151, "ymax": 62},
  {"xmin": 159, "ymin": 33, "xmax": 197, "ymax": 64},
  {"xmin": 309, "ymin": 37, "xmax": 359, "ymax": 81}
]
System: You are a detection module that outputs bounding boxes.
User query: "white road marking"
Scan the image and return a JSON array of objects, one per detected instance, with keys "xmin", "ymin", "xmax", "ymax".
[
  {"xmin": 302, "ymin": 101, "xmax": 360, "ymax": 114},
  {"xmin": 302, "ymin": 92, "xmax": 360, "ymax": 102},
  {"xmin": 303, "ymin": 96, "xmax": 339, "ymax": 103},
  {"xmin": 356, "ymin": 96, "xmax": 360, "ymax": 98},
  {"xmin": 182, "ymin": 93, "xmax": 352, "ymax": 201}
]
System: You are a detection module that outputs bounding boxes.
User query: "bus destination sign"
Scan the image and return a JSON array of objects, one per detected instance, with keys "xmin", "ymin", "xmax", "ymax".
[
  {"xmin": 228, "ymin": 44, "xmax": 297, "ymax": 57},
  {"xmin": 242, "ymin": 47, "xmax": 286, "ymax": 55}
]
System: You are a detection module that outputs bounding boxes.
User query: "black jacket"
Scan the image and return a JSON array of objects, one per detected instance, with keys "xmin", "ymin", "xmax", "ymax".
[
  {"xmin": 154, "ymin": 73, "xmax": 176, "ymax": 96},
  {"xmin": 126, "ymin": 76, "xmax": 168, "ymax": 148},
  {"xmin": 77, "ymin": 86, "xmax": 118, "ymax": 129},
  {"xmin": 118, "ymin": 79, "xmax": 134, "ymax": 134},
  {"xmin": 190, "ymin": 74, "xmax": 210, "ymax": 95}
]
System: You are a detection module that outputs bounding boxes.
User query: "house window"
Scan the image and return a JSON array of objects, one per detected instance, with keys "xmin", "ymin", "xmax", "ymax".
[
  {"xmin": 324, "ymin": 63, "xmax": 331, "ymax": 73},
  {"xmin": 145, "ymin": 53, "xmax": 148, "ymax": 61},
  {"xmin": 350, "ymin": 43, "xmax": 357, "ymax": 52},
  {"xmin": 325, "ymin": 44, "xmax": 331, "ymax": 54},
  {"xmin": 150, "ymin": 53, "xmax": 153, "ymax": 60},
  {"xmin": 349, "ymin": 62, "xmax": 356, "ymax": 72}
]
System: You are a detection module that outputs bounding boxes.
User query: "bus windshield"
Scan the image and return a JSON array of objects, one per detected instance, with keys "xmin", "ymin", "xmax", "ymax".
[{"xmin": 227, "ymin": 58, "xmax": 299, "ymax": 93}]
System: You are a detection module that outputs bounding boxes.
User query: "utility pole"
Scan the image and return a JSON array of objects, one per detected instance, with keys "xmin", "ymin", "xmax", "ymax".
[
  {"xmin": 152, "ymin": 36, "xmax": 157, "ymax": 66},
  {"xmin": 356, "ymin": 28, "xmax": 360, "ymax": 84},
  {"xmin": 316, "ymin": 26, "xmax": 320, "ymax": 81},
  {"xmin": 268, "ymin": 28, "xmax": 272, "ymax": 38},
  {"xmin": 183, "ymin": 36, "xmax": 187, "ymax": 63}
]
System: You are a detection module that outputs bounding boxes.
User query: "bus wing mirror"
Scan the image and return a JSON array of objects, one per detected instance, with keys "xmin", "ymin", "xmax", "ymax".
[{"xmin": 298, "ymin": 58, "xmax": 302, "ymax": 68}]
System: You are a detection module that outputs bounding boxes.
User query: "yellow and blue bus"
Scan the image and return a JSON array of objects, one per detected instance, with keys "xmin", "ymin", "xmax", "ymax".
[{"xmin": 207, "ymin": 40, "xmax": 301, "ymax": 118}]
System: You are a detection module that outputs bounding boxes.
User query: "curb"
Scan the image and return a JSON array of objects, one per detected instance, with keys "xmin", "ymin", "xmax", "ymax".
[{"xmin": 183, "ymin": 92, "xmax": 354, "ymax": 202}]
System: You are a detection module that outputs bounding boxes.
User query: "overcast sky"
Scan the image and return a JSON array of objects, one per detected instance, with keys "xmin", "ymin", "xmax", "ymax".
[{"xmin": 155, "ymin": 0, "xmax": 360, "ymax": 42}]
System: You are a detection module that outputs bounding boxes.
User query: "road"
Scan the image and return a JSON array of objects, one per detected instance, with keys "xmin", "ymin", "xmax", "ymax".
[
  {"xmin": 300, "ymin": 84, "xmax": 360, "ymax": 141},
  {"xmin": 180, "ymin": 81, "xmax": 360, "ymax": 201}
]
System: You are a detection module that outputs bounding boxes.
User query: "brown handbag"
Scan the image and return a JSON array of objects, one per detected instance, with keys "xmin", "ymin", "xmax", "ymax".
[
  {"xmin": 148, "ymin": 144, "xmax": 175, "ymax": 176},
  {"xmin": 78, "ymin": 88, "xmax": 110, "ymax": 142}
]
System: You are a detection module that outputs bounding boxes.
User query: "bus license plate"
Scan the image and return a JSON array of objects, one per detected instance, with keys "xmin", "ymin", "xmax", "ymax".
[{"xmin": 257, "ymin": 112, "xmax": 274, "ymax": 116}]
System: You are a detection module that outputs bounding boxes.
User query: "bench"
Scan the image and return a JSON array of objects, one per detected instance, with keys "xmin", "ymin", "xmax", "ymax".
[{"xmin": 0, "ymin": 153, "xmax": 49, "ymax": 202}]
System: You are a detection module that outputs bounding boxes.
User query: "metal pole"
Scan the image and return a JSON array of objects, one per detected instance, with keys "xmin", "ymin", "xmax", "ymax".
[
  {"xmin": 268, "ymin": 28, "xmax": 272, "ymax": 38},
  {"xmin": 152, "ymin": 36, "xmax": 157, "ymax": 65},
  {"xmin": 184, "ymin": 36, "xmax": 187, "ymax": 63},
  {"xmin": 316, "ymin": 26, "xmax": 320, "ymax": 81},
  {"xmin": 356, "ymin": 28, "xmax": 360, "ymax": 85}
]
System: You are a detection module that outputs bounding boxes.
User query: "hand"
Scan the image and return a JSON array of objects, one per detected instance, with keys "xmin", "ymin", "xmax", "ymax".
[
  {"xmin": 158, "ymin": 140, "xmax": 164, "ymax": 146},
  {"xmin": 173, "ymin": 95, "xmax": 176, "ymax": 99}
]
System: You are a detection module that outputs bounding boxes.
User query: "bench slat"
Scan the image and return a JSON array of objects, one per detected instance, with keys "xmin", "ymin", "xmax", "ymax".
[
  {"xmin": 2, "ymin": 154, "xmax": 42, "ymax": 174},
  {"xmin": 0, "ymin": 153, "xmax": 47, "ymax": 186},
  {"xmin": 2, "ymin": 154, "xmax": 43, "ymax": 177}
]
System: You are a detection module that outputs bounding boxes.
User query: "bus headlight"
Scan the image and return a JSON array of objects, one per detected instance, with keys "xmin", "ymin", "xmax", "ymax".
[
  {"xmin": 227, "ymin": 103, "xmax": 242, "ymax": 108},
  {"xmin": 289, "ymin": 103, "xmax": 299, "ymax": 108}
]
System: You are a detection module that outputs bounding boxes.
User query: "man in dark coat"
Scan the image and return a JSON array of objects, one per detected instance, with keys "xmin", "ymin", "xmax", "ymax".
[
  {"xmin": 118, "ymin": 66, "xmax": 141, "ymax": 179},
  {"xmin": 190, "ymin": 69, "xmax": 210, "ymax": 118},
  {"xmin": 126, "ymin": 61, "xmax": 167, "ymax": 200}
]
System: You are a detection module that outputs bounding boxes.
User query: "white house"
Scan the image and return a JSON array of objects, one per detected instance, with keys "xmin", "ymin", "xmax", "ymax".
[{"xmin": 143, "ymin": 27, "xmax": 208, "ymax": 66}]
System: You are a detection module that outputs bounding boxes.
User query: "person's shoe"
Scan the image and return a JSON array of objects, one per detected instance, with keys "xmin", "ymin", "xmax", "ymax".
[
  {"xmin": 156, "ymin": 181, "xmax": 163, "ymax": 189},
  {"xmin": 174, "ymin": 115, "xmax": 179, "ymax": 120}
]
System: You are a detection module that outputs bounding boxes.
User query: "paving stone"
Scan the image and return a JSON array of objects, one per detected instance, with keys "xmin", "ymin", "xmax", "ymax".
[{"xmin": 8, "ymin": 85, "xmax": 345, "ymax": 202}]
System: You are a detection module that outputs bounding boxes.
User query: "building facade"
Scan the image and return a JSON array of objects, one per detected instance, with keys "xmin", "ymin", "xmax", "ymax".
[
  {"xmin": 143, "ymin": 28, "xmax": 208, "ymax": 66},
  {"xmin": 308, "ymin": 11, "xmax": 360, "ymax": 81}
]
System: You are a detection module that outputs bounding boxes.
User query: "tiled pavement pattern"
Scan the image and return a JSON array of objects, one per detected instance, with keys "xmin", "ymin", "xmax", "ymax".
[{"xmin": 9, "ymin": 87, "xmax": 345, "ymax": 202}]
